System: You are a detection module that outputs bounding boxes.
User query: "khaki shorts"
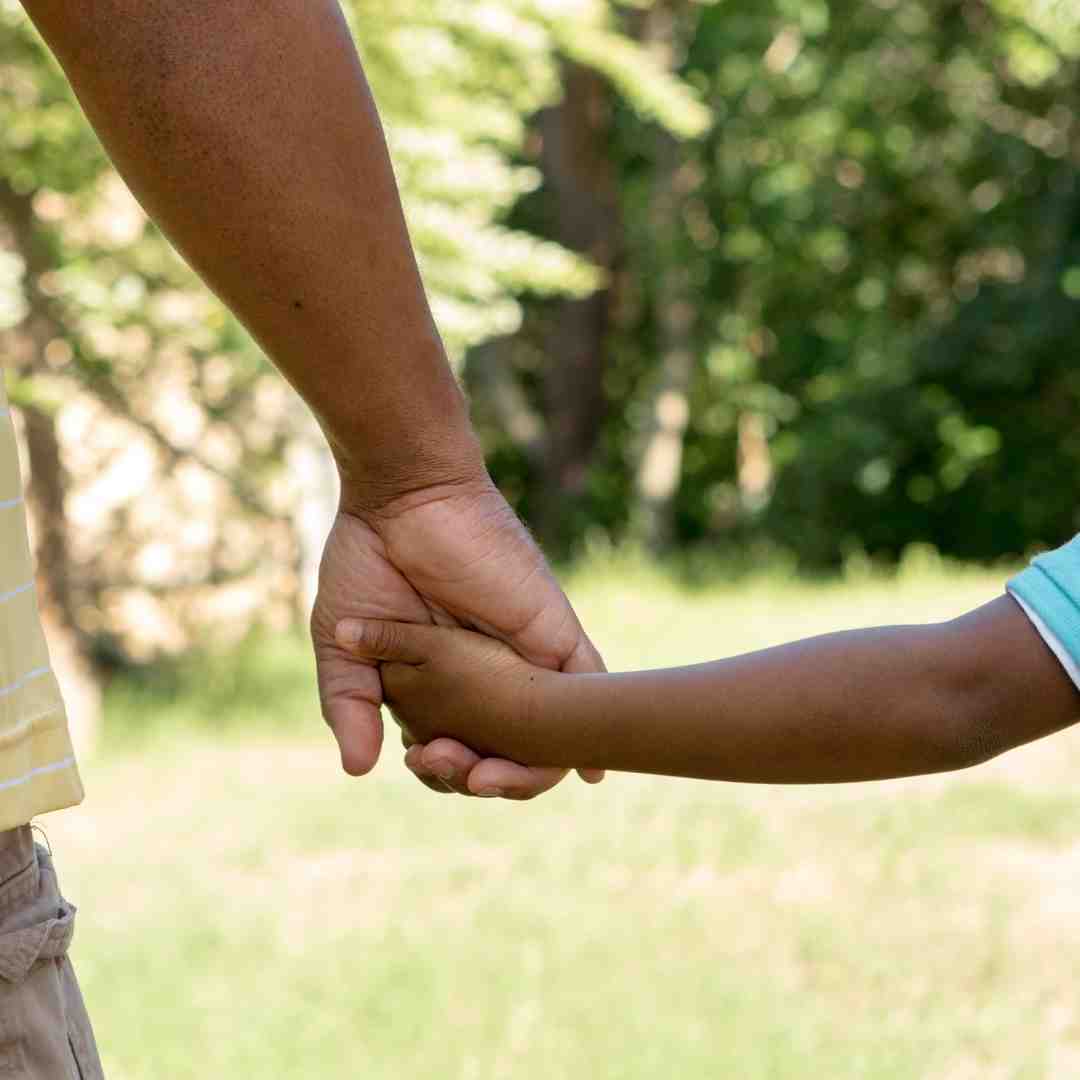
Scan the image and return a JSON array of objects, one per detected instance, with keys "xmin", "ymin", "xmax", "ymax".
[{"xmin": 0, "ymin": 827, "xmax": 103, "ymax": 1078}]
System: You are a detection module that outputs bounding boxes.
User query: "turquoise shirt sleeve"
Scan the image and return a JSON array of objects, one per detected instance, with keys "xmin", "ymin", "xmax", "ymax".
[{"xmin": 1008, "ymin": 534, "xmax": 1080, "ymax": 668}]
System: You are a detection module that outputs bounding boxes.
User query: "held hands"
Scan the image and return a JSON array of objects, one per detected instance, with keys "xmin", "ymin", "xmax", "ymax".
[
  {"xmin": 309, "ymin": 476, "xmax": 604, "ymax": 799},
  {"xmin": 334, "ymin": 618, "xmax": 547, "ymax": 768}
]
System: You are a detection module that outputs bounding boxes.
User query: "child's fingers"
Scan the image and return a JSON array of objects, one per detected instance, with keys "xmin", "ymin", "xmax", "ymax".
[{"xmin": 334, "ymin": 617, "xmax": 436, "ymax": 664}]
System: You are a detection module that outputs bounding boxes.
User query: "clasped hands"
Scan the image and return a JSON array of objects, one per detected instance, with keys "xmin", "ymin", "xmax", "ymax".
[{"xmin": 310, "ymin": 474, "xmax": 603, "ymax": 800}]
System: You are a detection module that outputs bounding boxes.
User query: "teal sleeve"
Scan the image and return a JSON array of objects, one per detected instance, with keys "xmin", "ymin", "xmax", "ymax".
[{"xmin": 1008, "ymin": 534, "xmax": 1080, "ymax": 667}]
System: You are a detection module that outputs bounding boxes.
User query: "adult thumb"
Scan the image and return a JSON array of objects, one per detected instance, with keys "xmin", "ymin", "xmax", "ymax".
[{"xmin": 335, "ymin": 618, "xmax": 434, "ymax": 665}]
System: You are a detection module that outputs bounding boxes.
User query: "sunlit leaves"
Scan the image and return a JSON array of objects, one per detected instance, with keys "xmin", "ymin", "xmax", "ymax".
[{"xmin": 346, "ymin": 0, "xmax": 708, "ymax": 352}]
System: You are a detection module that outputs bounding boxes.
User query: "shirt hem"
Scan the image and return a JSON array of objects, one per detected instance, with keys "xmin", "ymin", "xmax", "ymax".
[{"xmin": 0, "ymin": 721, "xmax": 83, "ymax": 833}]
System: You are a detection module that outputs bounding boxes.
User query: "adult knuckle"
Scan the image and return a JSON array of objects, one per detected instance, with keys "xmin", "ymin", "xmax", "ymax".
[{"xmin": 369, "ymin": 621, "xmax": 397, "ymax": 656}]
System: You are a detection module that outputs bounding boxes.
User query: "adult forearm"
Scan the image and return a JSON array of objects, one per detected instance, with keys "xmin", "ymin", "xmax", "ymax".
[
  {"xmin": 540, "ymin": 596, "xmax": 1079, "ymax": 783},
  {"xmin": 22, "ymin": 0, "xmax": 483, "ymax": 508}
]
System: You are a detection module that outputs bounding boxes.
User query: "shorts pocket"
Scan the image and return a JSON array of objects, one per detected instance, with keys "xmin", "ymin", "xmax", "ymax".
[
  {"xmin": 0, "ymin": 841, "xmax": 103, "ymax": 1078},
  {"xmin": 0, "ymin": 896, "xmax": 76, "ymax": 985}
]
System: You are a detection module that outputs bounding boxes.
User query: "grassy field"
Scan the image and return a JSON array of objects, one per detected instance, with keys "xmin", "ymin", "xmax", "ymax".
[{"xmin": 44, "ymin": 558, "xmax": 1080, "ymax": 1079}]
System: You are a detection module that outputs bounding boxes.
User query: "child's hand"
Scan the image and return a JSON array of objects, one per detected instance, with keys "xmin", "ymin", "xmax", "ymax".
[{"xmin": 333, "ymin": 618, "xmax": 551, "ymax": 768}]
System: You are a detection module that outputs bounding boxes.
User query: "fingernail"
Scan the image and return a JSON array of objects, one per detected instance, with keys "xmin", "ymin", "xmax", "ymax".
[
  {"xmin": 335, "ymin": 620, "xmax": 363, "ymax": 647},
  {"xmin": 432, "ymin": 761, "xmax": 455, "ymax": 781},
  {"xmin": 475, "ymin": 788, "xmax": 503, "ymax": 798}
]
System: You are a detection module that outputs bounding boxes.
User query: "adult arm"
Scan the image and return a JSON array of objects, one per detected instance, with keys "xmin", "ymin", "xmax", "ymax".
[
  {"xmin": 21, "ymin": 0, "xmax": 604, "ymax": 795},
  {"xmin": 338, "ymin": 595, "xmax": 1080, "ymax": 783},
  {"xmin": 22, "ymin": 0, "xmax": 474, "ymax": 506}
]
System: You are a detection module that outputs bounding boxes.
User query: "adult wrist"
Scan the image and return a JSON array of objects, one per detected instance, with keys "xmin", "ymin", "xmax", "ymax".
[
  {"xmin": 326, "ymin": 347, "xmax": 489, "ymax": 519},
  {"xmin": 333, "ymin": 434, "xmax": 490, "ymax": 522}
]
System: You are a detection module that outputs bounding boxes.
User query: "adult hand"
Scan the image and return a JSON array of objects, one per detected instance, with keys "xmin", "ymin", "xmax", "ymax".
[{"xmin": 310, "ymin": 476, "xmax": 606, "ymax": 799}]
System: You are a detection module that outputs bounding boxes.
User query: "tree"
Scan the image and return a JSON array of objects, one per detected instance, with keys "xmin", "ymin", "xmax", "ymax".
[{"xmin": 481, "ymin": 0, "xmax": 1080, "ymax": 568}]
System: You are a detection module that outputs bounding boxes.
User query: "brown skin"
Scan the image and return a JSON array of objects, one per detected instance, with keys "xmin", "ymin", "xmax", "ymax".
[
  {"xmin": 21, "ymin": 0, "xmax": 605, "ymax": 798},
  {"xmin": 336, "ymin": 595, "xmax": 1080, "ymax": 784}
]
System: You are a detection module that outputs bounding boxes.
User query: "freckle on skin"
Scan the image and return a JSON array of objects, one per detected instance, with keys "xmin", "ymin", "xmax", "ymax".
[{"xmin": 292, "ymin": 299, "xmax": 303, "ymax": 310}]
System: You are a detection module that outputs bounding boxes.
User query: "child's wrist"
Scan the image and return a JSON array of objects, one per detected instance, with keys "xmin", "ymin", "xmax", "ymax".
[
  {"xmin": 522, "ymin": 667, "xmax": 603, "ymax": 769},
  {"xmin": 505, "ymin": 665, "xmax": 560, "ymax": 762},
  {"xmin": 521, "ymin": 666, "xmax": 558, "ymax": 737}
]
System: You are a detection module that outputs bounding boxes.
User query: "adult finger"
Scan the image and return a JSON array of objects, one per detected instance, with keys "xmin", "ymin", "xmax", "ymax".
[
  {"xmin": 406, "ymin": 737, "xmax": 484, "ymax": 796},
  {"xmin": 406, "ymin": 739, "xmax": 566, "ymax": 801},
  {"xmin": 464, "ymin": 758, "xmax": 570, "ymax": 801},
  {"xmin": 404, "ymin": 744, "xmax": 456, "ymax": 794},
  {"xmin": 314, "ymin": 642, "xmax": 385, "ymax": 776}
]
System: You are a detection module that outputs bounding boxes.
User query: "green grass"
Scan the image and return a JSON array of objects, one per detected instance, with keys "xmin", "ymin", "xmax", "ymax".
[{"xmin": 46, "ymin": 559, "xmax": 1080, "ymax": 1079}]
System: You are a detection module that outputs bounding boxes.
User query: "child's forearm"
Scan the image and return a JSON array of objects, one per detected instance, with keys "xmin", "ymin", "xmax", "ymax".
[{"xmin": 531, "ymin": 596, "xmax": 1079, "ymax": 783}]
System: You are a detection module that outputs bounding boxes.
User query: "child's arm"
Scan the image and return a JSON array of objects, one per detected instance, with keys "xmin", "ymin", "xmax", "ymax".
[{"xmin": 335, "ymin": 595, "xmax": 1080, "ymax": 785}]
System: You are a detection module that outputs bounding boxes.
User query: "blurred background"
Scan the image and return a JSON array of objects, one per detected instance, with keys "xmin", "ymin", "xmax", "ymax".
[{"xmin": 3, "ymin": 0, "xmax": 1080, "ymax": 1076}]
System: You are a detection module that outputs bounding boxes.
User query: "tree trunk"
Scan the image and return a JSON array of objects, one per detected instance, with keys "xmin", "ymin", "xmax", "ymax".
[
  {"xmin": 633, "ymin": 263, "xmax": 696, "ymax": 551},
  {"xmin": 466, "ymin": 336, "xmax": 544, "ymax": 463},
  {"xmin": 737, "ymin": 411, "xmax": 773, "ymax": 507},
  {"xmin": 21, "ymin": 404, "xmax": 102, "ymax": 757},
  {"xmin": 631, "ymin": 1, "xmax": 700, "ymax": 552},
  {"xmin": 0, "ymin": 181, "xmax": 102, "ymax": 755},
  {"xmin": 533, "ymin": 62, "xmax": 620, "ymax": 551}
]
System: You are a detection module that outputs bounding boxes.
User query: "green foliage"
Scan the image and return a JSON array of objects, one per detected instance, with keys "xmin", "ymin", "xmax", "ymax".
[
  {"xmin": 476, "ymin": 0, "xmax": 1080, "ymax": 566},
  {"xmin": 681, "ymin": 0, "xmax": 1080, "ymax": 564},
  {"xmin": 346, "ymin": 0, "xmax": 708, "ymax": 350}
]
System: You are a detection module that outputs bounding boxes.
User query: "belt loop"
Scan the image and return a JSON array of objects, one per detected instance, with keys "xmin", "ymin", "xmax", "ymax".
[{"xmin": 31, "ymin": 824, "xmax": 52, "ymax": 856}]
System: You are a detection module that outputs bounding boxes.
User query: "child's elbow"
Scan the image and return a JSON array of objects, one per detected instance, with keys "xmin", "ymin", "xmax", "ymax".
[
  {"xmin": 901, "ymin": 689, "xmax": 1003, "ymax": 777},
  {"xmin": 915, "ymin": 699, "xmax": 1007, "ymax": 776},
  {"xmin": 944, "ymin": 709, "xmax": 1008, "ymax": 771},
  {"xmin": 926, "ymin": 609, "xmax": 1071, "ymax": 773},
  {"xmin": 922, "ymin": 624, "xmax": 1016, "ymax": 773}
]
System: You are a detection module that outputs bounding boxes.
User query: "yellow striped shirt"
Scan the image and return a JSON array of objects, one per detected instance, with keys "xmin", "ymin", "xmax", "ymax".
[{"xmin": 0, "ymin": 377, "xmax": 83, "ymax": 831}]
